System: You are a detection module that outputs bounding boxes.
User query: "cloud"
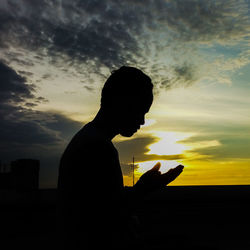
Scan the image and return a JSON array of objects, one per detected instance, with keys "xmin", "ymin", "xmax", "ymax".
[
  {"xmin": 159, "ymin": 63, "xmax": 198, "ymax": 90},
  {"xmin": 0, "ymin": 60, "xmax": 35, "ymax": 104},
  {"xmin": 115, "ymin": 135, "xmax": 185, "ymax": 177},
  {"xmin": 120, "ymin": 163, "xmax": 139, "ymax": 177},
  {"xmin": 1, "ymin": 0, "xmax": 249, "ymax": 90},
  {"xmin": 180, "ymin": 131, "xmax": 250, "ymax": 162},
  {"xmin": 114, "ymin": 135, "xmax": 185, "ymax": 172},
  {"xmin": 0, "ymin": 105, "xmax": 83, "ymax": 188},
  {"xmin": 0, "ymin": 61, "xmax": 83, "ymax": 162},
  {"xmin": 0, "ymin": 106, "xmax": 83, "ymax": 149},
  {"xmin": 84, "ymin": 86, "xmax": 95, "ymax": 92},
  {"xmin": 0, "ymin": 60, "xmax": 48, "ymax": 106},
  {"xmin": 156, "ymin": 0, "xmax": 250, "ymax": 44},
  {"xmin": 0, "ymin": 0, "xmax": 142, "ymax": 69},
  {"xmin": 44, "ymin": 112, "xmax": 83, "ymax": 141}
]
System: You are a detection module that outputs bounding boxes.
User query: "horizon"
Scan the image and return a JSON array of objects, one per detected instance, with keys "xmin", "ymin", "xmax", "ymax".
[{"xmin": 38, "ymin": 184, "xmax": 250, "ymax": 190}]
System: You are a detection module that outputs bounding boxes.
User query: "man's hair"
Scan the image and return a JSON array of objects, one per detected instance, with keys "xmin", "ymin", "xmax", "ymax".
[{"xmin": 101, "ymin": 66, "xmax": 153, "ymax": 109}]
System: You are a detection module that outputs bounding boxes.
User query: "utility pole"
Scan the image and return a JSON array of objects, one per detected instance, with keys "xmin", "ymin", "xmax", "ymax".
[{"xmin": 132, "ymin": 156, "xmax": 135, "ymax": 186}]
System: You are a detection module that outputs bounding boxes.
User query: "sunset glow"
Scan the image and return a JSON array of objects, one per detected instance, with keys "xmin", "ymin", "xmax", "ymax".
[
  {"xmin": 136, "ymin": 160, "xmax": 182, "ymax": 175},
  {"xmin": 146, "ymin": 131, "xmax": 191, "ymax": 156}
]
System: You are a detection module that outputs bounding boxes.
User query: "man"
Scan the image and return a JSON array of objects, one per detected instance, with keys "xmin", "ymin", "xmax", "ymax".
[{"xmin": 57, "ymin": 66, "xmax": 184, "ymax": 249}]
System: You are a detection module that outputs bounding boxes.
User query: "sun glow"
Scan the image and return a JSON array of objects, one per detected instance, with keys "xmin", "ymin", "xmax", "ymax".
[
  {"xmin": 141, "ymin": 119, "xmax": 156, "ymax": 127},
  {"xmin": 136, "ymin": 160, "xmax": 182, "ymax": 175},
  {"xmin": 146, "ymin": 131, "xmax": 193, "ymax": 156}
]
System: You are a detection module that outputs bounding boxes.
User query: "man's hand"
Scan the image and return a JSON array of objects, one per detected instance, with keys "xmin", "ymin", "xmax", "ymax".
[{"xmin": 134, "ymin": 162, "xmax": 184, "ymax": 193}]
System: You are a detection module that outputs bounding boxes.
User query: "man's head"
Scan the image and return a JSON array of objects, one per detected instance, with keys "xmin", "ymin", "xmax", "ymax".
[{"xmin": 101, "ymin": 66, "xmax": 153, "ymax": 137}]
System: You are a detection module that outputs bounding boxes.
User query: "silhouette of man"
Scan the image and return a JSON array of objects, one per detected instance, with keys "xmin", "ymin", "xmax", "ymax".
[{"xmin": 57, "ymin": 66, "xmax": 184, "ymax": 249}]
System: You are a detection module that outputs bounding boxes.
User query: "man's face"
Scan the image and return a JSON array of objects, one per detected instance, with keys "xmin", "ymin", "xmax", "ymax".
[{"xmin": 118, "ymin": 100, "xmax": 152, "ymax": 137}]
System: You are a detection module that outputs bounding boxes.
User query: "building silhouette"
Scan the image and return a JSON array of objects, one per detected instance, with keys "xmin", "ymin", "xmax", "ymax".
[
  {"xmin": 0, "ymin": 159, "xmax": 39, "ymax": 190},
  {"xmin": 0, "ymin": 161, "xmax": 11, "ymax": 189}
]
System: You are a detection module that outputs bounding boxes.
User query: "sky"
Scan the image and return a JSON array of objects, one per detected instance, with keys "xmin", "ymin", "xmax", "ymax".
[{"xmin": 0, "ymin": 0, "xmax": 250, "ymax": 188}]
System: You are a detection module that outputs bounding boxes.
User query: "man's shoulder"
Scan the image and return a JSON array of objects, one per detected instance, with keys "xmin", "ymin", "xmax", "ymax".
[
  {"xmin": 61, "ymin": 122, "xmax": 114, "ymax": 163},
  {"xmin": 77, "ymin": 122, "xmax": 108, "ymax": 142},
  {"xmin": 69, "ymin": 122, "xmax": 113, "ymax": 151}
]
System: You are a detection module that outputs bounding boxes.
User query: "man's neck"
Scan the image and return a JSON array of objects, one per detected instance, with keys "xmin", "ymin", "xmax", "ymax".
[{"xmin": 91, "ymin": 108, "xmax": 119, "ymax": 140}]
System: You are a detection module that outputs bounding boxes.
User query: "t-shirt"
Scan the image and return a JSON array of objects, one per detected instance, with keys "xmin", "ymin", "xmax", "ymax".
[{"xmin": 57, "ymin": 121, "xmax": 135, "ymax": 249}]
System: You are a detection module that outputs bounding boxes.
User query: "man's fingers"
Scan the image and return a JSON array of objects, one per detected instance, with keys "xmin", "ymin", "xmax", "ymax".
[
  {"xmin": 164, "ymin": 165, "xmax": 184, "ymax": 175},
  {"xmin": 161, "ymin": 165, "xmax": 184, "ymax": 182},
  {"xmin": 175, "ymin": 165, "xmax": 184, "ymax": 171},
  {"xmin": 150, "ymin": 162, "xmax": 161, "ymax": 172},
  {"xmin": 167, "ymin": 165, "xmax": 184, "ymax": 174},
  {"xmin": 171, "ymin": 165, "xmax": 184, "ymax": 175}
]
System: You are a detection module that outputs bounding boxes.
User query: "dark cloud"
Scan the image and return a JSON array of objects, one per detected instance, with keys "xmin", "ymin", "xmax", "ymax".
[
  {"xmin": 35, "ymin": 96, "xmax": 48, "ymax": 103},
  {"xmin": 84, "ymin": 86, "xmax": 95, "ymax": 92},
  {"xmin": 174, "ymin": 64, "xmax": 196, "ymax": 85},
  {"xmin": 25, "ymin": 102, "xmax": 38, "ymax": 108},
  {"xmin": 0, "ymin": 60, "xmax": 48, "ymax": 105},
  {"xmin": 120, "ymin": 163, "xmax": 139, "ymax": 177},
  {"xmin": 114, "ymin": 136, "xmax": 157, "ymax": 163},
  {"xmin": 42, "ymin": 73, "xmax": 52, "ymax": 80},
  {"xmin": 0, "ymin": 0, "xmax": 142, "ymax": 70},
  {"xmin": 0, "ymin": 106, "xmax": 83, "ymax": 147},
  {"xmin": 44, "ymin": 112, "xmax": 83, "ymax": 141},
  {"xmin": 159, "ymin": 63, "xmax": 198, "ymax": 90},
  {"xmin": 0, "ymin": 61, "xmax": 83, "ymax": 187},
  {"xmin": 0, "ymin": 106, "xmax": 83, "ymax": 188},
  {"xmin": 1, "ymin": 0, "xmax": 248, "ymax": 90},
  {"xmin": 155, "ymin": 0, "xmax": 249, "ymax": 43},
  {"xmin": 115, "ymin": 135, "xmax": 184, "ymax": 177},
  {"xmin": 0, "ymin": 60, "xmax": 35, "ymax": 104},
  {"xmin": 17, "ymin": 70, "xmax": 33, "ymax": 77},
  {"xmin": 3, "ymin": 51, "xmax": 35, "ymax": 67}
]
